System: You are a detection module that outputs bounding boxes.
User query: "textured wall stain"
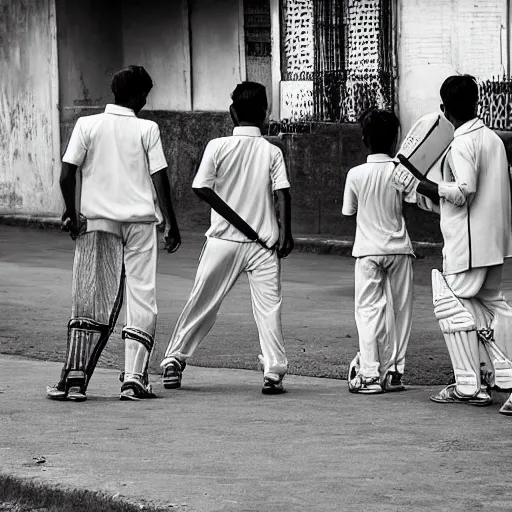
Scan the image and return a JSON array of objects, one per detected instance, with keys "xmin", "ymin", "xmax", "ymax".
[{"xmin": 0, "ymin": 0, "xmax": 60, "ymax": 214}]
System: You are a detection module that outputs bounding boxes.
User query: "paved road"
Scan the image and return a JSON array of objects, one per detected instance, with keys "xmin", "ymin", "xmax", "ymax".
[
  {"xmin": 1, "ymin": 355, "xmax": 512, "ymax": 512},
  {"xmin": 2, "ymin": 224, "xmax": 512, "ymax": 384}
]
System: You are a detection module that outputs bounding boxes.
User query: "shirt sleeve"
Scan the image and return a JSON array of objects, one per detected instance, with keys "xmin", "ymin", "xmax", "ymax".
[
  {"xmin": 62, "ymin": 118, "xmax": 88, "ymax": 167},
  {"xmin": 447, "ymin": 136, "xmax": 478, "ymax": 200},
  {"xmin": 270, "ymin": 148, "xmax": 291, "ymax": 191},
  {"xmin": 342, "ymin": 172, "xmax": 358, "ymax": 216},
  {"xmin": 146, "ymin": 123, "xmax": 168, "ymax": 174},
  {"xmin": 192, "ymin": 140, "xmax": 218, "ymax": 189}
]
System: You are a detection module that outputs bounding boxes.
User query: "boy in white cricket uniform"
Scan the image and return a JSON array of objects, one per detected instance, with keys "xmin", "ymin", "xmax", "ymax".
[
  {"xmin": 160, "ymin": 82, "xmax": 294, "ymax": 395},
  {"xmin": 343, "ymin": 110, "xmax": 415, "ymax": 394},
  {"xmin": 408, "ymin": 75, "xmax": 512, "ymax": 414},
  {"xmin": 46, "ymin": 66, "xmax": 181, "ymax": 401}
]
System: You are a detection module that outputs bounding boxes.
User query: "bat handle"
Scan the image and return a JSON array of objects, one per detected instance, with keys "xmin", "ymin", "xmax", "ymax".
[{"xmin": 396, "ymin": 154, "xmax": 425, "ymax": 182}]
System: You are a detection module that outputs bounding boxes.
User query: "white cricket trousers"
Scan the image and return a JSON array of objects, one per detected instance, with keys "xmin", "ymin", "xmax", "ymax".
[
  {"xmin": 354, "ymin": 254, "xmax": 413, "ymax": 379},
  {"xmin": 162, "ymin": 237, "xmax": 288, "ymax": 377},
  {"xmin": 75, "ymin": 222, "xmax": 158, "ymax": 338}
]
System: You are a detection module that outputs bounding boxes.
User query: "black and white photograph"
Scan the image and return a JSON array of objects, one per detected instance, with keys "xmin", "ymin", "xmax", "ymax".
[{"xmin": 1, "ymin": 0, "xmax": 512, "ymax": 511}]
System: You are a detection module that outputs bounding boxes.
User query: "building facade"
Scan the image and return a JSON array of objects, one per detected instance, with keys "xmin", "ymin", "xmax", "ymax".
[{"xmin": 1, "ymin": 0, "xmax": 511, "ymax": 239}]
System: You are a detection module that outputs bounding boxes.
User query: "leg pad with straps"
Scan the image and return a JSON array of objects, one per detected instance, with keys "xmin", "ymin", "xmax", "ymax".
[
  {"xmin": 432, "ymin": 270, "xmax": 479, "ymax": 397},
  {"xmin": 60, "ymin": 318, "xmax": 109, "ymax": 391},
  {"xmin": 121, "ymin": 327, "xmax": 154, "ymax": 388}
]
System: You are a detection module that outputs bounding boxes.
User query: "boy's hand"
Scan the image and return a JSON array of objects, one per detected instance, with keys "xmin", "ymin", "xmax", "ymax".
[
  {"xmin": 277, "ymin": 233, "xmax": 294, "ymax": 259},
  {"xmin": 163, "ymin": 224, "xmax": 181, "ymax": 253},
  {"xmin": 61, "ymin": 211, "xmax": 87, "ymax": 241}
]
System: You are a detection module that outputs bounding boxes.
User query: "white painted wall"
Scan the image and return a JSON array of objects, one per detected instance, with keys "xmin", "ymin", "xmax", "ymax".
[
  {"xmin": 398, "ymin": 0, "xmax": 507, "ymax": 135},
  {"xmin": 190, "ymin": 0, "xmax": 244, "ymax": 111},
  {"xmin": 0, "ymin": 0, "xmax": 61, "ymax": 215},
  {"xmin": 121, "ymin": 0, "xmax": 192, "ymax": 111}
]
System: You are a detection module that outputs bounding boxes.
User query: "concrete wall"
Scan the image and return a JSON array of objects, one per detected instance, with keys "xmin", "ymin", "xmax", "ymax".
[
  {"xmin": 398, "ymin": 0, "xmax": 507, "ymax": 135},
  {"xmin": 60, "ymin": 108, "xmax": 444, "ymax": 241},
  {"xmin": 121, "ymin": 0, "xmax": 191, "ymax": 110},
  {"xmin": 56, "ymin": 0, "xmax": 122, "ymax": 107},
  {"xmin": 190, "ymin": 0, "xmax": 244, "ymax": 110},
  {"xmin": 0, "ymin": 0, "xmax": 61, "ymax": 215}
]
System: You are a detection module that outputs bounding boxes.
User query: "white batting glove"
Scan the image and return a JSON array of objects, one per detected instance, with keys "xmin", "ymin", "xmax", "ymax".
[{"xmin": 391, "ymin": 164, "xmax": 420, "ymax": 193}]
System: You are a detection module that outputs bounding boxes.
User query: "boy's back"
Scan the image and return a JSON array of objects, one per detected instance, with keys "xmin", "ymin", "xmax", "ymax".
[
  {"xmin": 343, "ymin": 155, "xmax": 414, "ymax": 258},
  {"xmin": 192, "ymin": 126, "xmax": 289, "ymax": 246},
  {"xmin": 63, "ymin": 104, "xmax": 167, "ymax": 223}
]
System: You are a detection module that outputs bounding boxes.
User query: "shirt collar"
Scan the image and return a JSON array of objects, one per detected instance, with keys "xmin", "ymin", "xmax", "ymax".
[
  {"xmin": 233, "ymin": 126, "xmax": 262, "ymax": 137},
  {"xmin": 366, "ymin": 153, "xmax": 393, "ymax": 163},
  {"xmin": 105, "ymin": 104, "xmax": 136, "ymax": 117},
  {"xmin": 454, "ymin": 117, "xmax": 483, "ymax": 137}
]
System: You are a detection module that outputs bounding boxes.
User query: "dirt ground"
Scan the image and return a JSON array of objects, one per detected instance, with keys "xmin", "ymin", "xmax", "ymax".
[{"xmin": 2, "ymin": 224, "xmax": 512, "ymax": 385}]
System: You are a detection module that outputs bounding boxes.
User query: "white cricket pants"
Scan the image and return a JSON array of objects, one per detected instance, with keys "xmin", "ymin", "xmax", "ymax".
[
  {"xmin": 120, "ymin": 223, "xmax": 158, "ymax": 338},
  {"xmin": 445, "ymin": 265, "xmax": 512, "ymax": 366},
  {"xmin": 354, "ymin": 254, "xmax": 413, "ymax": 379},
  {"xmin": 162, "ymin": 237, "xmax": 288, "ymax": 377}
]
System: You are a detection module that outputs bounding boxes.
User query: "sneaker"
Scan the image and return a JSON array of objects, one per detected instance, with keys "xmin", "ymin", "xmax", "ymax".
[
  {"xmin": 262, "ymin": 375, "xmax": 286, "ymax": 395},
  {"xmin": 67, "ymin": 386, "xmax": 87, "ymax": 402},
  {"xmin": 499, "ymin": 397, "xmax": 512, "ymax": 416},
  {"xmin": 162, "ymin": 360, "xmax": 186, "ymax": 389},
  {"xmin": 120, "ymin": 376, "xmax": 157, "ymax": 401},
  {"xmin": 46, "ymin": 384, "xmax": 68, "ymax": 401},
  {"xmin": 383, "ymin": 371, "xmax": 405, "ymax": 393},
  {"xmin": 356, "ymin": 376, "xmax": 383, "ymax": 394},
  {"xmin": 46, "ymin": 380, "xmax": 87, "ymax": 402}
]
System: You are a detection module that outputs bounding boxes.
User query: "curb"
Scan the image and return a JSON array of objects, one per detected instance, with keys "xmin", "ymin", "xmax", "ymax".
[{"xmin": 0, "ymin": 214, "xmax": 443, "ymax": 257}]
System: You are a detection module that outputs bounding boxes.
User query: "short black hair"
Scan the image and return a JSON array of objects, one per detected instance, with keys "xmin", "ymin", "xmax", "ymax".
[
  {"xmin": 231, "ymin": 82, "xmax": 268, "ymax": 124},
  {"xmin": 359, "ymin": 108, "xmax": 400, "ymax": 153},
  {"xmin": 111, "ymin": 65, "xmax": 153, "ymax": 104},
  {"xmin": 440, "ymin": 75, "xmax": 479, "ymax": 122}
]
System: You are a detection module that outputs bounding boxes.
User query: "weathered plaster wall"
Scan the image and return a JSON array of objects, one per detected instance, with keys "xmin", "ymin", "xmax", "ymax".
[
  {"xmin": 56, "ymin": 0, "xmax": 122, "ymax": 107},
  {"xmin": 190, "ymin": 0, "xmax": 244, "ymax": 110},
  {"xmin": 0, "ymin": 0, "xmax": 61, "ymax": 215},
  {"xmin": 121, "ymin": 0, "xmax": 191, "ymax": 110},
  {"xmin": 398, "ymin": 0, "xmax": 507, "ymax": 135}
]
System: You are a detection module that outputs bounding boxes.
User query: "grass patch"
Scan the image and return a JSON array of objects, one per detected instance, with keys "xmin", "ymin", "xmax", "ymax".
[{"xmin": 0, "ymin": 475, "xmax": 170, "ymax": 512}]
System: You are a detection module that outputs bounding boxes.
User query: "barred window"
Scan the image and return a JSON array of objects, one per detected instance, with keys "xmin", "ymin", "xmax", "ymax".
[{"xmin": 279, "ymin": 0, "xmax": 395, "ymax": 124}]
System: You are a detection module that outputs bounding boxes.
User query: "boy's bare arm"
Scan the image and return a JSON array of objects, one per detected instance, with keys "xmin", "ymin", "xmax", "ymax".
[
  {"xmin": 152, "ymin": 168, "xmax": 181, "ymax": 253},
  {"xmin": 276, "ymin": 188, "xmax": 294, "ymax": 258},
  {"xmin": 59, "ymin": 162, "xmax": 87, "ymax": 239},
  {"xmin": 193, "ymin": 187, "xmax": 270, "ymax": 247}
]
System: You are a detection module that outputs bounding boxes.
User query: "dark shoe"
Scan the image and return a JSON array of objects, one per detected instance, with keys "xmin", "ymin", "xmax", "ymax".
[
  {"xmin": 383, "ymin": 371, "xmax": 405, "ymax": 392},
  {"xmin": 162, "ymin": 360, "xmax": 186, "ymax": 389},
  {"xmin": 262, "ymin": 375, "xmax": 286, "ymax": 395}
]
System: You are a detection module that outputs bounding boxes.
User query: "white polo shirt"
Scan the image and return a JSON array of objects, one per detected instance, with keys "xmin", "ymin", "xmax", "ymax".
[
  {"xmin": 439, "ymin": 118, "xmax": 512, "ymax": 274},
  {"xmin": 63, "ymin": 104, "xmax": 168, "ymax": 223},
  {"xmin": 342, "ymin": 154, "xmax": 414, "ymax": 258},
  {"xmin": 192, "ymin": 126, "xmax": 291, "ymax": 246}
]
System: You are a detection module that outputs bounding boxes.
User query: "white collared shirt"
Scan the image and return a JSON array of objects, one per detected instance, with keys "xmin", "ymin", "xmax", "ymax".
[
  {"xmin": 192, "ymin": 126, "xmax": 291, "ymax": 245},
  {"xmin": 439, "ymin": 118, "xmax": 512, "ymax": 274},
  {"xmin": 63, "ymin": 104, "xmax": 167, "ymax": 223},
  {"xmin": 342, "ymin": 154, "xmax": 414, "ymax": 258}
]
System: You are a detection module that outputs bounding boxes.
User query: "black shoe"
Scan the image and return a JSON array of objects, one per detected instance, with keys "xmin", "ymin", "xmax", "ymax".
[{"xmin": 162, "ymin": 360, "xmax": 186, "ymax": 389}]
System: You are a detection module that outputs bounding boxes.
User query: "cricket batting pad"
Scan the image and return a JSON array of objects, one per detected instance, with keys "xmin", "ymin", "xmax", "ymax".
[
  {"xmin": 59, "ymin": 231, "xmax": 124, "ymax": 392},
  {"xmin": 432, "ymin": 269, "xmax": 480, "ymax": 396},
  {"xmin": 396, "ymin": 112, "xmax": 454, "ymax": 183}
]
